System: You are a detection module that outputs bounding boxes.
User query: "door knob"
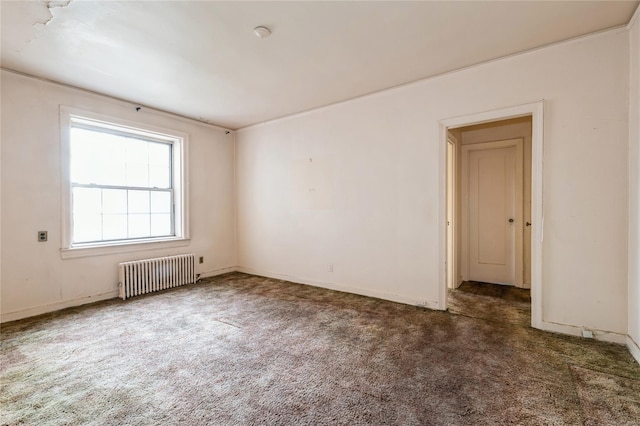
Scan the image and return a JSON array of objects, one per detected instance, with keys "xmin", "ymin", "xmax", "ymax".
[
  {"xmin": 526, "ymin": 222, "xmax": 531, "ymax": 227},
  {"xmin": 509, "ymin": 218, "xmax": 514, "ymax": 223}
]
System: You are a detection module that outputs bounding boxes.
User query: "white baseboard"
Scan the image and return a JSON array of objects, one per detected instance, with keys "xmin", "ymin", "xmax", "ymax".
[
  {"xmin": 627, "ymin": 336, "xmax": 640, "ymax": 365},
  {"xmin": 235, "ymin": 266, "xmax": 442, "ymax": 310},
  {"xmin": 1, "ymin": 265, "xmax": 237, "ymax": 323},
  {"xmin": 198, "ymin": 266, "xmax": 237, "ymax": 279},
  {"xmin": 3, "ymin": 266, "xmax": 634, "ymax": 361},
  {"xmin": 1, "ymin": 290, "xmax": 119, "ymax": 323},
  {"xmin": 541, "ymin": 320, "xmax": 627, "ymax": 344}
]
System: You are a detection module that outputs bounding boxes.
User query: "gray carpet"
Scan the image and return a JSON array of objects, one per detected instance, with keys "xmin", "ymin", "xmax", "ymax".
[{"xmin": 1, "ymin": 272, "xmax": 639, "ymax": 425}]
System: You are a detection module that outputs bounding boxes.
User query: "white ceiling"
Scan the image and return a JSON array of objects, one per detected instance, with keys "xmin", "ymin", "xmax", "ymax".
[{"xmin": 2, "ymin": 1, "xmax": 638, "ymax": 129}]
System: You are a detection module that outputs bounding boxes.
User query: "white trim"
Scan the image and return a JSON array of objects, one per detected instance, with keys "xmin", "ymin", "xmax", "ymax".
[
  {"xmin": 199, "ymin": 266, "xmax": 237, "ymax": 279},
  {"xmin": 446, "ymin": 136, "xmax": 457, "ymax": 290},
  {"xmin": 1, "ymin": 291, "xmax": 119, "ymax": 323},
  {"xmin": 530, "ymin": 102, "xmax": 544, "ymax": 329},
  {"xmin": 2, "ymin": 21, "xmax": 630, "ymax": 133},
  {"xmin": 236, "ymin": 26, "xmax": 625, "ymax": 133},
  {"xmin": 438, "ymin": 121, "xmax": 448, "ymax": 310},
  {"xmin": 627, "ymin": 336, "xmax": 640, "ymax": 365},
  {"xmin": 4, "ymin": 266, "xmax": 633, "ymax": 354},
  {"xmin": 233, "ymin": 132, "xmax": 238, "ymax": 267},
  {"xmin": 1, "ymin": 68, "xmax": 233, "ymax": 132},
  {"xmin": 175, "ymin": 120, "xmax": 190, "ymax": 242},
  {"xmin": 60, "ymin": 107, "xmax": 72, "ymax": 249},
  {"xmin": 627, "ymin": 3, "xmax": 640, "ymax": 30},
  {"xmin": 60, "ymin": 237, "xmax": 191, "ymax": 259},
  {"xmin": 1, "ymin": 265, "xmax": 237, "ymax": 323},
  {"xmin": 439, "ymin": 101, "xmax": 544, "ymax": 329},
  {"xmin": 59, "ymin": 106, "xmax": 190, "ymax": 257},
  {"xmin": 541, "ymin": 321, "xmax": 627, "ymax": 345},
  {"xmin": 627, "ymin": 0, "xmax": 640, "ymax": 369},
  {"xmin": 235, "ymin": 267, "xmax": 441, "ymax": 310}
]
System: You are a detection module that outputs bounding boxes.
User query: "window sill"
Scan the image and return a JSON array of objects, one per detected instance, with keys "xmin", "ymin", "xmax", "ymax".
[{"xmin": 60, "ymin": 237, "xmax": 191, "ymax": 259}]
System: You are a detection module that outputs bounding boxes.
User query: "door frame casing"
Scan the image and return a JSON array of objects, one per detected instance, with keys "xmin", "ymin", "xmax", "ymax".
[
  {"xmin": 438, "ymin": 101, "xmax": 544, "ymax": 330},
  {"xmin": 446, "ymin": 134, "xmax": 458, "ymax": 289},
  {"xmin": 461, "ymin": 139, "xmax": 524, "ymax": 287}
]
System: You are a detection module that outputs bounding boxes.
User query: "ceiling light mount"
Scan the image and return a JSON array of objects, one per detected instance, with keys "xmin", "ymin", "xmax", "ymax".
[{"xmin": 253, "ymin": 26, "xmax": 271, "ymax": 39}]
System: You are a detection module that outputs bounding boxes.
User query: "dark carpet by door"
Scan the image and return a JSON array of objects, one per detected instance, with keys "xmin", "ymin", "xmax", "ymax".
[
  {"xmin": 1, "ymin": 272, "xmax": 639, "ymax": 425},
  {"xmin": 448, "ymin": 280, "xmax": 532, "ymax": 327}
]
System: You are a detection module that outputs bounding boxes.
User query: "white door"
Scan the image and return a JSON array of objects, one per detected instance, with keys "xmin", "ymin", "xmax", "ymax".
[{"xmin": 462, "ymin": 139, "xmax": 524, "ymax": 287}]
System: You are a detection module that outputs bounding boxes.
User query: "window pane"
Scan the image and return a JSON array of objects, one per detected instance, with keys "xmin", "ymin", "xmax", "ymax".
[
  {"xmin": 102, "ymin": 162, "xmax": 127, "ymax": 187},
  {"xmin": 126, "ymin": 164, "xmax": 149, "ymax": 188},
  {"xmin": 96, "ymin": 161, "xmax": 126, "ymax": 187},
  {"xmin": 149, "ymin": 142, "xmax": 170, "ymax": 165},
  {"xmin": 128, "ymin": 190, "xmax": 150, "ymax": 214},
  {"xmin": 150, "ymin": 191, "xmax": 171, "ymax": 213},
  {"xmin": 68, "ymin": 116, "xmax": 180, "ymax": 246},
  {"xmin": 149, "ymin": 165, "xmax": 170, "ymax": 188},
  {"xmin": 150, "ymin": 213, "xmax": 171, "ymax": 236},
  {"xmin": 102, "ymin": 189, "xmax": 127, "ymax": 214},
  {"xmin": 126, "ymin": 139, "xmax": 149, "ymax": 164},
  {"xmin": 71, "ymin": 128, "xmax": 128, "ymax": 186},
  {"xmin": 128, "ymin": 214, "xmax": 150, "ymax": 238},
  {"xmin": 125, "ymin": 139, "xmax": 149, "ymax": 187},
  {"xmin": 70, "ymin": 132, "xmax": 95, "ymax": 184},
  {"xmin": 73, "ymin": 214, "xmax": 101, "ymax": 243},
  {"xmin": 103, "ymin": 214, "xmax": 127, "ymax": 240},
  {"xmin": 149, "ymin": 143, "xmax": 170, "ymax": 188},
  {"xmin": 101, "ymin": 134, "xmax": 128, "ymax": 160},
  {"xmin": 73, "ymin": 187, "xmax": 101, "ymax": 215}
]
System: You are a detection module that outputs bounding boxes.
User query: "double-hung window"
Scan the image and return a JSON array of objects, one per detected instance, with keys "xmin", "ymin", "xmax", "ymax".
[{"xmin": 61, "ymin": 108, "xmax": 188, "ymax": 255}]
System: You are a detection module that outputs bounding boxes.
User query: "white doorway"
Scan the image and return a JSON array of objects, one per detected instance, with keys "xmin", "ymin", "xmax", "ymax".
[
  {"xmin": 462, "ymin": 139, "xmax": 524, "ymax": 287},
  {"xmin": 439, "ymin": 101, "xmax": 544, "ymax": 330}
]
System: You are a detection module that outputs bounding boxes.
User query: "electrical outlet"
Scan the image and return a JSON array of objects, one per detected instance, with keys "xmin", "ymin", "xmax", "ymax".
[
  {"xmin": 581, "ymin": 329, "xmax": 594, "ymax": 339},
  {"xmin": 37, "ymin": 231, "xmax": 48, "ymax": 242},
  {"xmin": 328, "ymin": 263, "xmax": 333, "ymax": 272},
  {"xmin": 199, "ymin": 256, "xmax": 204, "ymax": 264}
]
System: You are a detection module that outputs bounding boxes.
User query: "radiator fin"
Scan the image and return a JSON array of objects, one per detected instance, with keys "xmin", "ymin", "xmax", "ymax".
[{"xmin": 118, "ymin": 254, "xmax": 196, "ymax": 300}]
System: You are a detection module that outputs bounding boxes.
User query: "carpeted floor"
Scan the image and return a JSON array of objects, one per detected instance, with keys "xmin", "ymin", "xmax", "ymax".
[
  {"xmin": 1, "ymin": 273, "xmax": 639, "ymax": 425},
  {"xmin": 448, "ymin": 281, "xmax": 532, "ymax": 327}
]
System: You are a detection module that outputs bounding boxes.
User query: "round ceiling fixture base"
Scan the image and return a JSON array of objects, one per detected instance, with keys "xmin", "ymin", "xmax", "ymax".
[{"xmin": 253, "ymin": 26, "xmax": 271, "ymax": 39}]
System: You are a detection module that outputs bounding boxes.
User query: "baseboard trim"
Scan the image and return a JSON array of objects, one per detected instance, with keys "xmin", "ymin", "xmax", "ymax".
[
  {"xmin": 3, "ymin": 267, "xmax": 632, "ymax": 357},
  {"xmin": 627, "ymin": 336, "xmax": 640, "ymax": 365},
  {"xmin": 541, "ymin": 320, "xmax": 627, "ymax": 344},
  {"xmin": 235, "ymin": 266, "xmax": 442, "ymax": 310},
  {"xmin": 199, "ymin": 266, "xmax": 237, "ymax": 279},
  {"xmin": 1, "ymin": 265, "xmax": 237, "ymax": 323},
  {"xmin": 1, "ymin": 290, "xmax": 119, "ymax": 323}
]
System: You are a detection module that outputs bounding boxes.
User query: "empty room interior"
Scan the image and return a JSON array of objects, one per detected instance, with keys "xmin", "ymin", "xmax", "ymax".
[{"xmin": 2, "ymin": 1, "xmax": 640, "ymax": 424}]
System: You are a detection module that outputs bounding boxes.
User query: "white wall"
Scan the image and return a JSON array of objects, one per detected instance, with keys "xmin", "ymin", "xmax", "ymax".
[
  {"xmin": 0, "ymin": 71, "xmax": 236, "ymax": 322},
  {"xmin": 0, "ymin": 72, "xmax": 3, "ymax": 309},
  {"xmin": 236, "ymin": 29, "xmax": 630, "ymax": 337},
  {"xmin": 628, "ymin": 10, "xmax": 640, "ymax": 360}
]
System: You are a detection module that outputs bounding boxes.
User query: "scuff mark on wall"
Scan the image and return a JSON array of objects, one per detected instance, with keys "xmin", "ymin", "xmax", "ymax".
[{"xmin": 33, "ymin": 0, "xmax": 73, "ymax": 28}]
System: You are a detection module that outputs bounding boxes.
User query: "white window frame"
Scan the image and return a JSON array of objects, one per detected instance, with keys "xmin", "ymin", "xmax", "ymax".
[{"xmin": 60, "ymin": 106, "xmax": 190, "ymax": 258}]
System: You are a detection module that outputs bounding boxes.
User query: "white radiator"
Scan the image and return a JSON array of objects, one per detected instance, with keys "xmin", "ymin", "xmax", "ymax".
[{"xmin": 118, "ymin": 254, "xmax": 196, "ymax": 300}]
